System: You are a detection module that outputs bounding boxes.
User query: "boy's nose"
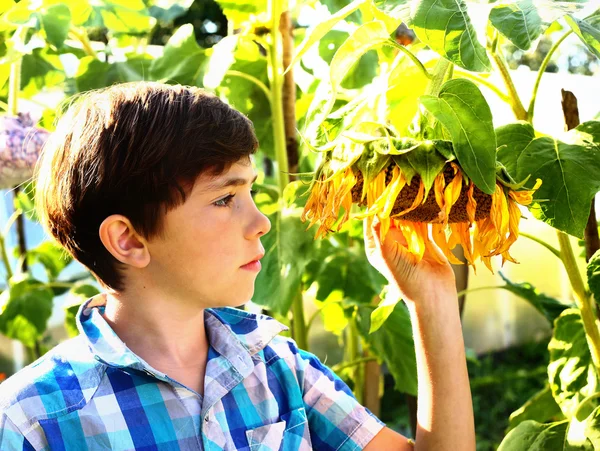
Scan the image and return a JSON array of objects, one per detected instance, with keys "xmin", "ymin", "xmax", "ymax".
[{"xmin": 255, "ymin": 210, "xmax": 271, "ymax": 237}]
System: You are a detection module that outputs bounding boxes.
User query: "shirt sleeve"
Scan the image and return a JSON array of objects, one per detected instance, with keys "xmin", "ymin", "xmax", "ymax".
[
  {"xmin": 0, "ymin": 414, "xmax": 35, "ymax": 451},
  {"xmin": 288, "ymin": 339, "xmax": 386, "ymax": 451}
]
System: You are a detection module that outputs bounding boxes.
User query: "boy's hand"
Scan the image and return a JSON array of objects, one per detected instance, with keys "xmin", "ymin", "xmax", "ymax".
[{"xmin": 363, "ymin": 217, "xmax": 456, "ymax": 304}]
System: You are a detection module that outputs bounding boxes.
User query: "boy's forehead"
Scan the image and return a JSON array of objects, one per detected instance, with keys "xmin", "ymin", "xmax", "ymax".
[{"xmin": 196, "ymin": 157, "xmax": 257, "ymax": 192}]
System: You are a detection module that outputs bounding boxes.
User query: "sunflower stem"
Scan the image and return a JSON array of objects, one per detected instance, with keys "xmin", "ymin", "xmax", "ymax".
[
  {"xmin": 415, "ymin": 58, "xmax": 451, "ymax": 138},
  {"xmin": 557, "ymin": 231, "xmax": 600, "ymax": 375},
  {"xmin": 527, "ymin": 30, "xmax": 572, "ymax": 123},
  {"xmin": 386, "ymin": 39, "xmax": 432, "ymax": 79},
  {"xmin": 520, "ymin": 232, "xmax": 562, "ymax": 260},
  {"xmin": 268, "ymin": 0, "xmax": 290, "ymax": 192},
  {"xmin": 268, "ymin": 0, "xmax": 307, "ymax": 350},
  {"xmin": 347, "ymin": 313, "xmax": 364, "ymax": 404},
  {"xmin": 425, "ymin": 58, "xmax": 450, "ymax": 97},
  {"xmin": 490, "ymin": 50, "xmax": 527, "ymax": 121}
]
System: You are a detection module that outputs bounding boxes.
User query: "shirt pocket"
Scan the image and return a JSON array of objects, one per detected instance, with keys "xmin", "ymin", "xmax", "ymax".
[{"xmin": 246, "ymin": 407, "xmax": 310, "ymax": 451}]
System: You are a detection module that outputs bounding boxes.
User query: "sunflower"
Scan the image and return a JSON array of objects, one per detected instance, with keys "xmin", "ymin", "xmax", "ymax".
[{"xmin": 301, "ymin": 138, "xmax": 542, "ymax": 272}]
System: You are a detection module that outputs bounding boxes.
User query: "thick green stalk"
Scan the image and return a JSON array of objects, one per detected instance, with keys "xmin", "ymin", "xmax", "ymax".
[
  {"xmin": 0, "ymin": 234, "xmax": 13, "ymax": 284},
  {"xmin": 490, "ymin": 51, "xmax": 527, "ymax": 121},
  {"xmin": 8, "ymin": 58, "xmax": 21, "ymax": 115},
  {"xmin": 268, "ymin": 0, "xmax": 290, "ymax": 191},
  {"xmin": 268, "ymin": 0, "xmax": 307, "ymax": 349},
  {"xmin": 68, "ymin": 26, "xmax": 98, "ymax": 59},
  {"xmin": 453, "ymin": 69, "xmax": 511, "ymax": 104},
  {"xmin": 292, "ymin": 290, "xmax": 308, "ymax": 351},
  {"xmin": 527, "ymin": 30, "xmax": 572, "ymax": 123},
  {"xmin": 347, "ymin": 315, "xmax": 364, "ymax": 404},
  {"xmin": 557, "ymin": 231, "xmax": 600, "ymax": 374},
  {"xmin": 415, "ymin": 58, "xmax": 450, "ymax": 138},
  {"xmin": 387, "ymin": 39, "xmax": 432, "ymax": 79},
  {"xmin": 425, "ymin": 58, "xmax": 450, "ymax": 96}
]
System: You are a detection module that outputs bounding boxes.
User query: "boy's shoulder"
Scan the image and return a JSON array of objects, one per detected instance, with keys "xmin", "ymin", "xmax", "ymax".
[{"xmin": 0, "ymin": 334, "xmax": 103, "ymax": 426}]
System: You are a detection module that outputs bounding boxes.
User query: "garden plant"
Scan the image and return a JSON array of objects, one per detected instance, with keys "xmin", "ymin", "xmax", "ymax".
[{"xmin": 1, "ymin": 0, "xmax": 600, "ymax": 448}]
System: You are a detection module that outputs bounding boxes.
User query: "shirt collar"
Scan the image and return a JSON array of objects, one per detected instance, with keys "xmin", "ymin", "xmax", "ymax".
[{"xmin": 76, "ymin": 293, "xmax": 289, "ymax": 377}]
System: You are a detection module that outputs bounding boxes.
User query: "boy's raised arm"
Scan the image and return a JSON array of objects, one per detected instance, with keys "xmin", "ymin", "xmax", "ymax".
[{"xmin": 363, "ymin": 218, "xmax": 476, "ymax": 451}]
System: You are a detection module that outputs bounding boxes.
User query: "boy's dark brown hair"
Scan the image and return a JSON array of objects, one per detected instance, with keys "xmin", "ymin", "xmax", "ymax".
[{"xmin": 35, "ymin": 82, "xmax": 259, "ymax": 291}]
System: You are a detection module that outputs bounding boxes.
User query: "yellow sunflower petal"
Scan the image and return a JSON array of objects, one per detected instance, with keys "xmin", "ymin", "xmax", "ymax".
[
  {"xmin": 443, "ymin": 164, "xmax": 463, "ymax": 224},
  {"xmin": 398, "ymin": 220, "xmax": 426, "ymax": 262},
  {"xmin": 431, "ymin": 223, "xmax": 462, "ymax": 265},
  {"xmin": 509, "ymin": 178, "xmax": 542, "ymax": 206},
  {"xmin": 457, "ymin": 223, "xmax": 474, "ymax": 265},
  {"xmin": 466, "ymin": 182, "xmax": 477, "ymax": 225},
  {"xmin": 433, "ymin": 172, "xmax": 447, "ymax": 223},
  {"xmin": 379, "ymin": 215, "xmax": 391, "ymax": 244},
  {"xmin": 394, "ymin": 179, "xmax": 425, "ymax": 217},
  {"xmin": 491, "ymin": 184, "xmax": 510, "ymax": 239}
]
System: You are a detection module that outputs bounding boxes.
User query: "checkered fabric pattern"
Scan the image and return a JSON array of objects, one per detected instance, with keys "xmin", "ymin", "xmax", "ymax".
[{"xmin": 0, "ymin": 294, "xmax": 385, "ymax": 450}]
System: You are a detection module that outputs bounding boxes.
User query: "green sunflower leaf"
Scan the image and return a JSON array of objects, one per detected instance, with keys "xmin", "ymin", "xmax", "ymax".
[
  {"xmin": 548, "ymin": 309, "xmax": 598, "ymax": 418},
  {"xmin": 496, "ymin": 121, "xmax": 600, "ymax": 238},
  {"xmin": 565, "ymin": 13, "xmax": 600, "ymax": 60},
  {"xmin": 420, "ymin": 79, "xmax": 496, "ymax": 195},
  {"xmin": 410, "ymin": 0, "xmax": 490, "ymax": 72}
]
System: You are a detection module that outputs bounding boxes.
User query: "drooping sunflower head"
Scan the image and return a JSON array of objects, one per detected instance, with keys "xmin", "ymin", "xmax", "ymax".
[{"xmin": 301, "ymin": 137, "xmax": 542, "ymax": 271}]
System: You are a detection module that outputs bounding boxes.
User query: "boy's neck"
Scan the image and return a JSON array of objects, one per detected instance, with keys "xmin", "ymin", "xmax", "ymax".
[{"xmin": 102, "ymin": 290, "xmax": 210, "ymax": 396}]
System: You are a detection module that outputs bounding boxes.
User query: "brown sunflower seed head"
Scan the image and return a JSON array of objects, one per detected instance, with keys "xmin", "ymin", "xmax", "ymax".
[{"xmin": 351, "ymin": 163, "xmax": 492, "ymax": 223}]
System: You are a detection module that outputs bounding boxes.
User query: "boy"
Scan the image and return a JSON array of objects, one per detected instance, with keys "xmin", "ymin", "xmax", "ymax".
[{"xmin": 0, "ymin": 82, "xmax": 475, "ymax": 450}]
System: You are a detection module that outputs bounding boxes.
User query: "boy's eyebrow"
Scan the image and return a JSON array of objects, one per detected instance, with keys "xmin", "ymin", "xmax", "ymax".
[{"xmin": 205, "ymin": 173, "xmax": 258, "ymax": 192}]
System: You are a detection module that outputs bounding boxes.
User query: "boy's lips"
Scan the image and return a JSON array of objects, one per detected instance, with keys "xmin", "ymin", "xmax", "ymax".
[{"xmin": 241, "ymin": 252, "xmax": 264, "ymax": 271}]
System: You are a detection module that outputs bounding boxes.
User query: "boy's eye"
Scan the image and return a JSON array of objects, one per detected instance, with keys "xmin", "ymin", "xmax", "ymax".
[
  {"xmin": 214, "ymin": 194, "xmax": 235, "ymax": 207},
  {"xmin": 251, "ymin": 188, "xmax": 259, "ymax": 199}
]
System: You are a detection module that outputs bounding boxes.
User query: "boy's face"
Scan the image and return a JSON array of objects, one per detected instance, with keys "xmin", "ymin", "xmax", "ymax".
[{"xmin": 144, "ymin": 157, "xmax": 271, "ymax": 308}]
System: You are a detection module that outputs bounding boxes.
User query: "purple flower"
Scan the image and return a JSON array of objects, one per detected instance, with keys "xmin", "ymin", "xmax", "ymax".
[{"xmin": 0, "ymin": 112, "xmax": 50, "ymax": 189}]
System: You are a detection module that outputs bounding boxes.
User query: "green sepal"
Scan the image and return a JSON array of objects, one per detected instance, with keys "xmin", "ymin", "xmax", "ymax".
[
  {"xmin": 392, "ymin": 154, "xmax": 417, "ymax": 184},
  {"xmin": 496, "ymin": 161, "xmax": 532, "ymax": 190}
]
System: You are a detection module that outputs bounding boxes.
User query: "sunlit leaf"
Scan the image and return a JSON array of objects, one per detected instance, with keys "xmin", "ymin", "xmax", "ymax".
[
  {"xmin": 490, "ymin": 0, "xmax": 544, "ymax": 50},
  {"xmin": 214, "ymin": 0, "xmax": 267, "ymax": 27},
  {"xmin": 548, "ymin": 308, "xmax": 598, "ymax": 418},
  {"xmin": 150, "ymin": 24, "xmax": 206, "ymax": 85},
  {"xmin": 26, "ymin": 241, "xmax": 72, "ymax": 282},
  {"xmin": 420, "ymin": 79, "xmax": 496, "ymax": 194},
  {"xmin": 202, "ymin": 35, "xmax": 238, "ymax": 89},
  {"xmin": 39, "ymin": 4, "xmax": 71, "ymax": 49},
  {"xmin": 330, "ymin": 20, "xmax": 389, "ymax": 92},
  {"xmin": 93, "ymin": 0, "xmax": 153, "ymax": 35},
  {"xmin": 287, "ymin": 0, "xmax": 366, "ymax": 73},
  {"xmin": 508, "ymin": 385, "xmax": 564, "ymax": 431},
  {"xmin": 317, "ymin": 290, "xmax": 349, "ymax": 336},
  {"xmin": 20, "ymin": 48, "xmax": 65, "ymax": 98},
  {"xmin": 372, "ymin": 0, "xmax": 411, "ymax": 30},
  {"xmin": 411, "ymin": 0, "xmax": 490, "ymax": 72},
  {"xmin": 318, "ymin": 29, "xmax": 377, "ymax": 89},
  {"xmin": 76, "ymin": 54, "xmax": 150, "ymax": 92},
  {"xmin": 369, "ymin": 284, "xmax": 400, "ymax": 333},
  {"xmin": 565, "ymin": 13, "xmax": 600, "ymax": 60},
  {"xmin": 357, "ymin": 302, "xmax": 417, "ymax": 395},
  {"xmin": 0, "ymin": 276, "xmax": 53, "ymax": 348},
  {"xmin": 498, "ymin": 419, "xmax": 569, "ymax": 450},
  {"xmin": 498, "ymin": 272, "xmax": 571, "ymax": 325},
  {"xmin": 497, "ymin": 121, "xmax": 600, "ymax": 238}
]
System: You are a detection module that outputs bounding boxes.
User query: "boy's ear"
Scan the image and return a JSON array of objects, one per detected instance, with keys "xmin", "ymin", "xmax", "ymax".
[{"xmin": 99, "ymin": 215, "xmax": 150, "ymax": 268}]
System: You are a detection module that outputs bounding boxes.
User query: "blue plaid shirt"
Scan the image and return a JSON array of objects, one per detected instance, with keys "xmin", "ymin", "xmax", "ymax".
[{"xmin": 0, "ymin": 295, "xmax": 385, "ymax": 450}]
